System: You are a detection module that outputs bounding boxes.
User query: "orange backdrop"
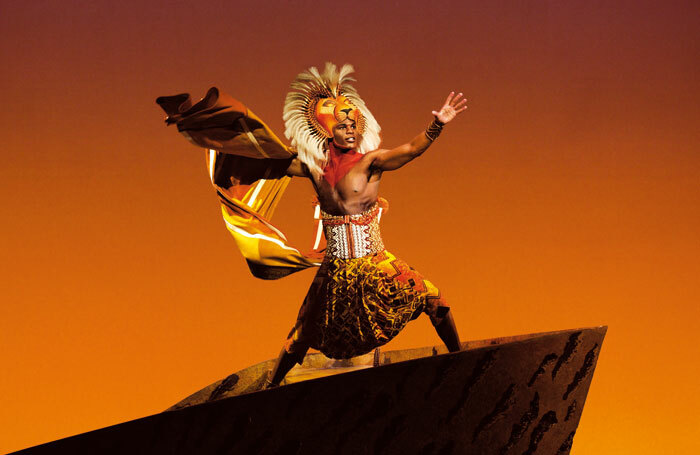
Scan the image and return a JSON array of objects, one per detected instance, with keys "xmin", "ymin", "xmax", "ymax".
[{"xmin": 1, "ymin": 0, "xmax": 698, "ymax": 453}]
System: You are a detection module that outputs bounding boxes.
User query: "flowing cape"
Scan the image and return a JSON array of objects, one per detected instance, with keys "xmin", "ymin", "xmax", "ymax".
[{"xmin": 156, "ymin": 88, "xmax": 323, "ymax": 279}]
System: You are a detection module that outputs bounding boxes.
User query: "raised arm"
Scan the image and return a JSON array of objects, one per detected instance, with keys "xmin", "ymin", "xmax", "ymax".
[{"xmin": 371, "ymin": 91, "xmax": 467, "ymax": 171}]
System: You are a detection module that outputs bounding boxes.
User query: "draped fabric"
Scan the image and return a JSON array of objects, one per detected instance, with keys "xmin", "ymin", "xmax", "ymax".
[
  {"xmin": 156, "ymin": 88, "xmax": 322, "ymax": 279},
  {"xmin": 287, "ymin": 249, "xmax": 450, "ymax": 359}
]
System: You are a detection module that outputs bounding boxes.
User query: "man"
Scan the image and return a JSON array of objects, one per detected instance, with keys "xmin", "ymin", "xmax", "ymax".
[{"xmin": 266, "ymin": 63, "xmax": 467, "ymax": 387}]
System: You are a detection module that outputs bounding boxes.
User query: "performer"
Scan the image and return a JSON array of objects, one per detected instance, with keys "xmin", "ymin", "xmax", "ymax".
[
  {"xmin": 267, "ymin": 63, "xmax": 467, "ymax": 387},
  {"xmin": 155, "ymin": 63, "xmax": 467, "ymax": 389}
]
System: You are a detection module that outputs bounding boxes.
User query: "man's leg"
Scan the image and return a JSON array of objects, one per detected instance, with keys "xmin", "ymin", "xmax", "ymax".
[
  {"xmin": 265, "ymin": 327, "xmax": 310, "ymax": 388},
  {"xmin": 434, "ymin": 309, "xmax": 462, "ymax": 352},
  {"xmin": 422, "ymin": 278, "xmax": 462, "ymax": 352},
  {"xmin": 266, "ymin": 348, "xmax": 306, "ymax": 388},
  {"xmin": 265, "ymin": 259, "xmax": 327, "ymax": 389},
  {"xmin": 375, "ymin": 253, "xmax": 463, "ymax": 353}
]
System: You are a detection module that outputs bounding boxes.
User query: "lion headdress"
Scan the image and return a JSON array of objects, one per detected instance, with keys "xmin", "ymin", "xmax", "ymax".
[{"xmin": 283, "ymin": 63, "xmax": 381, "ymax": 177}]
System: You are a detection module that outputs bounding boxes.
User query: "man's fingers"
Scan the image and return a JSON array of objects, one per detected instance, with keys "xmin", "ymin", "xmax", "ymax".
[{"xmin": 434, "ymin": 92, "xmax": 467, "ymax": 118}]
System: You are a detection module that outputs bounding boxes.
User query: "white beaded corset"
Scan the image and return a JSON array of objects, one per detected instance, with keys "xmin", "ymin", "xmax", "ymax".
[{"xmin": 322, "ymin": 203, "xmax": 385, "ymax": 259}]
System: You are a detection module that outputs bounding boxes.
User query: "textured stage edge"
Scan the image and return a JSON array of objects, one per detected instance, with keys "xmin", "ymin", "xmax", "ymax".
[{"xmin": 11, "ymin": 326, "xmax": 606, "ymax": 455}]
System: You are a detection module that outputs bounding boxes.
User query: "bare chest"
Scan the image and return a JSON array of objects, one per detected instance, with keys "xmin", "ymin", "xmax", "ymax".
[{"xmin": 315, "ymin": 162, "xmax": 380, "ymax": 215}]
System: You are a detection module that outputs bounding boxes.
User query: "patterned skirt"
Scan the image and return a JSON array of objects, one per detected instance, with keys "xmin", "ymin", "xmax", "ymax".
[{"xmin": 286, "ymin": 249, "xmax": 449, "ymax": 359}]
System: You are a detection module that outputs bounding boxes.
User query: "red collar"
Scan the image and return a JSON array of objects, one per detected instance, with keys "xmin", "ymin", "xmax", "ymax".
[{"xmin": 322, "ymin": 141, "xmax": 362, "ymax": 188}]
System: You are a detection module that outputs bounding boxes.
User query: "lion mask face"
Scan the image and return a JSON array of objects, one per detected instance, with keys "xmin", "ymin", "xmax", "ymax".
[{"xmin": 313, "ymin": 95, "xmax": 365, "ymax": 138}]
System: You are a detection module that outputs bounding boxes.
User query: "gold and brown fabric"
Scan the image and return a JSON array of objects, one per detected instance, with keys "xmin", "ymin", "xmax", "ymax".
[
  {"xmin": 156, "ymin": 88, "xmax": 322, "ymax": 279},
  {"xmin": 285, "ymin": 202, "xmax": 451, "ymax": 359}
]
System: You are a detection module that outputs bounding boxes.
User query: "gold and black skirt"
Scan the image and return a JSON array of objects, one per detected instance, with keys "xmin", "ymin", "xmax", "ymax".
[{"xmin": 285, "ymin": 202, "xmax": 450, "ymax": 359}]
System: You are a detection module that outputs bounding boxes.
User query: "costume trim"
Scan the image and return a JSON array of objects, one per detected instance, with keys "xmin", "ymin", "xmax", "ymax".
[{"xmin": 322, "ymin": 202, "xmax": 386, "ymax": 259}]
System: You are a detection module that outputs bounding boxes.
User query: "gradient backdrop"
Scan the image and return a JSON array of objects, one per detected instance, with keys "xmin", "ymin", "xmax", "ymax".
[{"xmin": 1, "ymin": 0, "xmax": 698, "ymax": 453}]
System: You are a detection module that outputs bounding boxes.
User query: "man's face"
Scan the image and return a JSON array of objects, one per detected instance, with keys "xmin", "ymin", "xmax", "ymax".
[{"xmin": 331, "ymin": 119, "xmax": 358, "ymax": 150}]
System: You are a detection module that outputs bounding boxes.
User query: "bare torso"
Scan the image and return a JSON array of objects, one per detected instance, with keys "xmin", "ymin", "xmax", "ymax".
[{"xmin": 311, "ymin": 150, "xmax": 383, "ymax": 215}]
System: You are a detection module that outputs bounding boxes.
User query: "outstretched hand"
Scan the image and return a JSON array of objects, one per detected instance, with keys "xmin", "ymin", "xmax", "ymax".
[{"xmin": 431, "ymin": 92, "xmax": 467, "ymax": 124}]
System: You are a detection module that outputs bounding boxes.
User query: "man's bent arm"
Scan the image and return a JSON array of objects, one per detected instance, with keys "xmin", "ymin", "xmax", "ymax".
[
  {"xmin": 286, "ymin": 157, "xmax": 309, "ymax": 178},
  {"xmin": 370, "ymin": 129, "xmax": 438, "ymax": 171}
]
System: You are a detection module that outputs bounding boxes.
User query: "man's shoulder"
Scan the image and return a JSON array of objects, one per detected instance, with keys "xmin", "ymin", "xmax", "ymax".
[{"xmin": 361, "ymin": 148, "xmax": 388, "ymax": 160}]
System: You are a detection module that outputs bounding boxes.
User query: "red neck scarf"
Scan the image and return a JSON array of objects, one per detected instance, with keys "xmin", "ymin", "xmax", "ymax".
[{"xmin": 322, "ymin": 141, "xmax": 362, "ymax": 188}]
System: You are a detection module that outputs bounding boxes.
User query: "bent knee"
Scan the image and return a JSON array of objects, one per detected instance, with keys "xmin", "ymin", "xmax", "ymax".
[{"xmin": 424, "ymin": 295, "xmax": 451, "ymax": 326}]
